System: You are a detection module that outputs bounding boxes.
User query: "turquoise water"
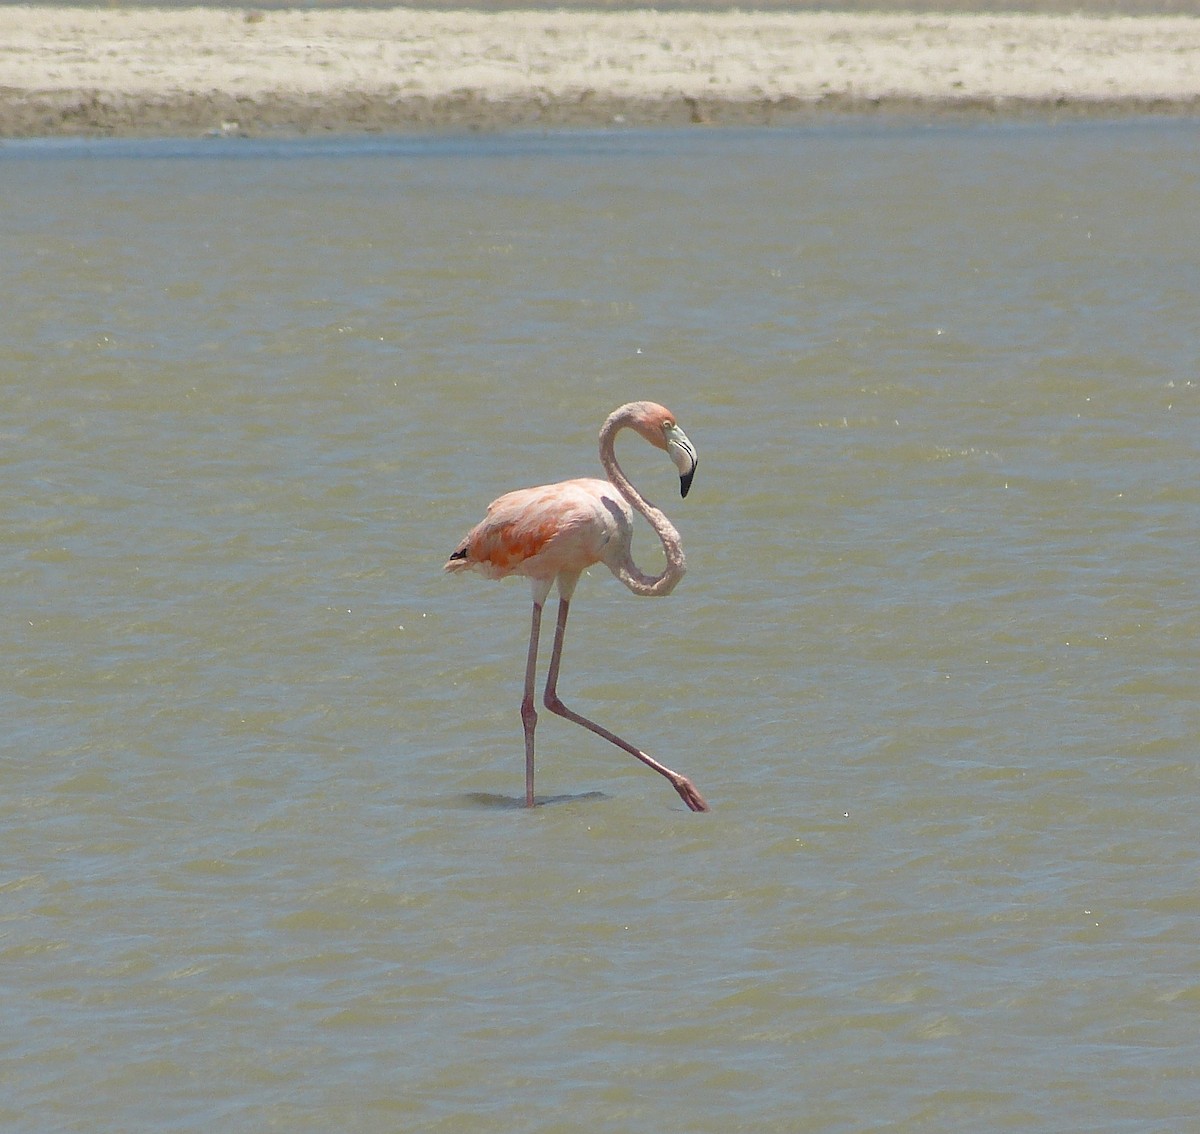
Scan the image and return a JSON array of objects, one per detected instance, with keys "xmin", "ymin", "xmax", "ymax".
[{"xmin": 3, "ymin": 120, "xmax": 1198, "ymax": 1131}]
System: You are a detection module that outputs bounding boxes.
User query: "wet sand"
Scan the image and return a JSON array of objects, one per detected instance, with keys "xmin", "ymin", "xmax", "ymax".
[{"xmin": 2, "ymin": 6, "xmax": 1199, "ymax": 137}]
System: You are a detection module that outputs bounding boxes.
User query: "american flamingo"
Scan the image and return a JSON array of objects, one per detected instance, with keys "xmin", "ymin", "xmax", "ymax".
[{"xmin": 445, "ymin": 401, "xmax": 709, "ymax": 812}]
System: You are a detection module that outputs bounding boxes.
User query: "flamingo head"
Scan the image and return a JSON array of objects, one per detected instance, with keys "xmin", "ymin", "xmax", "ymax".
[{"xmin": 626, "ymin": 401, "xmax": 698, "ymax": 498}]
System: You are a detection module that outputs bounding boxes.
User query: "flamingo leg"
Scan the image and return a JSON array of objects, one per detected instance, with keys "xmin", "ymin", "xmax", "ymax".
[
  {"xmin": 520, "ymin": 599, "xmax": 544, "ymax": 808},
  {"xmin": 542, "ymin": 598, "xmax": 710, "ymax": 812}
]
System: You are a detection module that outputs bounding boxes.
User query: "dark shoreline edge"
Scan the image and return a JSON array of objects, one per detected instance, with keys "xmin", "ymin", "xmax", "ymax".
[{"xmin": 5, "ymin": 89, "xmax": 1200, "ymax": 139}]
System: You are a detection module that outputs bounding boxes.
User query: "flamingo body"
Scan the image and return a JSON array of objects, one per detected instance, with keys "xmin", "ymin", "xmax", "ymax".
[
  {"xmin": 447, "ymin": 478, "xmax": 628, "ymax": 588},
  {"xmin": 445, "ymin": 401, "xmax": 709, "ymax": 812}
]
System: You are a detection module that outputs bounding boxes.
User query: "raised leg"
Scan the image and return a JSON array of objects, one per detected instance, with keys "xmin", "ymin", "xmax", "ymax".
[
  {"xmin": 520, "ymin": 599, "xmax": 544, "ymax": 807},
  {"xmin": 542, "ymin": 598, "xmax": 710, "ymax": 812}
]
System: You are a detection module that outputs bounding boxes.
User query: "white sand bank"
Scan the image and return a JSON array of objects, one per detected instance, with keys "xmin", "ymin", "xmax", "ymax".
[{"xmin": 2, "ymin": 7, "xmax": 1198, "ymax": 136}]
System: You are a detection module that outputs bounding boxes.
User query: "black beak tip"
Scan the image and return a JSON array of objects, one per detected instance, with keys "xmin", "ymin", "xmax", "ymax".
[{"xmin": 680, "ymin": 467, "xmax": 695, "ymax": 498}]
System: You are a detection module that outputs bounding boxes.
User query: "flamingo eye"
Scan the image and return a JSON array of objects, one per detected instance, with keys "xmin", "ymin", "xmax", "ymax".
[{"xmin": 663, "ymin": 419, "xmax": 674, "ymax": 431}]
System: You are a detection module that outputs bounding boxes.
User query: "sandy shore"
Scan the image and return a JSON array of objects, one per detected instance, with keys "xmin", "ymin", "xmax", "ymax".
[{"xmin": 2, "ymin": 6, "xmax": 1199, "ymax": 137}]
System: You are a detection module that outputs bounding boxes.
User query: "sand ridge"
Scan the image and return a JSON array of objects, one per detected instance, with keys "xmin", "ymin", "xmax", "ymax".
[{"xmin": 2, "ymin": 7, "xmax": 1199, "ymax": 136}]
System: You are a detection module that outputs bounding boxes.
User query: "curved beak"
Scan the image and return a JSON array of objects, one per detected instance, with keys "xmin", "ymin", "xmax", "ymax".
[{"xmin": 666, "ymin": 425, "xmax": 697, "ymax": 498}]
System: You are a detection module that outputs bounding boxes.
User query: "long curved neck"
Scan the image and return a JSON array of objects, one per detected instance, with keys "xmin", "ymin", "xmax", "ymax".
[{"xmin": 599, "ymin": 407, "xmax": 687, "ymax": 597}]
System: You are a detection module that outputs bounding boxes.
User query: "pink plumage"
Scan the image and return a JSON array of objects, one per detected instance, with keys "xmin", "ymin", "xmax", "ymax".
[
  {"xmin": 447, "ymin": 478, "xmax": 622, "ymax": 585},
  {"xmin": 445, "ymin": 401, "xmax": 709, "ymax": 812}
]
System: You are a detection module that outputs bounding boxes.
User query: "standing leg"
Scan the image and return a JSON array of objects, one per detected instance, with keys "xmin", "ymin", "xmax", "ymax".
[
  {"xmin": 542, "ymin": 598, "xmax": 709, "ymax": 812},
  {"xmin": 520, "ymin": 599, "xmax": 544, "ymax": 808}
]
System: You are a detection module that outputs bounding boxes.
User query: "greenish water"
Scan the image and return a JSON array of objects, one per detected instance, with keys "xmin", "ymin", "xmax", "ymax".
[{"xmin": 2, "ymin": 121, "xmax": 1198, "ymax": 1132}]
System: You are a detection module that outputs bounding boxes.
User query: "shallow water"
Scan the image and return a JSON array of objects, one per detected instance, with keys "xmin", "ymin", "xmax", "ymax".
[{"xmin": 3, "ymin": 120, "xmax": 1199, "ymax": 1132}]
